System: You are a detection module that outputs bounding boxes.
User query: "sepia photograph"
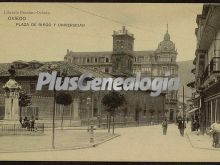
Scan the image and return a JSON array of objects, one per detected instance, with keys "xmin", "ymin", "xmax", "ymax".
[{"xmin": 0, "ymin": 2, "xmax": 220, "ymax": 162}]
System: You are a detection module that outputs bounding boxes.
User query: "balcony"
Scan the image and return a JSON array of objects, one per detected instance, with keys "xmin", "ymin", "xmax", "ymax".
[
  {"xmin": 200, "ymin": 57, "xmax": 220, "ymax": 84},
  {"xmin": 210, "ymin": 57, "xmax": 220, "ymax": 74}
]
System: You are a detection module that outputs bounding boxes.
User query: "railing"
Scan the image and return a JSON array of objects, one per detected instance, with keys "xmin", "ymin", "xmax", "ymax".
[
  {"xmin": 200, "ymin": 57, "xmax": 220, "ymax": 84},
  {"xmin": 0, "ymin": 123, "xmax": 44, "ymax": 136}
]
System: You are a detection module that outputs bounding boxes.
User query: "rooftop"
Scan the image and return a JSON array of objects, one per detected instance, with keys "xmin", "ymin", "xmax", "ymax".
[
  {"xmin": 65, "ymin": 50, "xmax": 155, "ymax": 58},
  {"xmin": 0, "ymin": 61, "xmax": 112, "ymax": 78}
]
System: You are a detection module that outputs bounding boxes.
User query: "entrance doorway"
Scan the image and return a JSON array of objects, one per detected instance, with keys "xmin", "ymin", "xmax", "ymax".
[{"xmin": 169, "ymin": 109, "xmax": 174, "ymax": 122}]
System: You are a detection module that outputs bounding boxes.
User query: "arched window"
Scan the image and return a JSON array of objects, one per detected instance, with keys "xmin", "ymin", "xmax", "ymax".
[{"xmin": 106, "ymin": 58, "xmax": 109, "ymax": 63}]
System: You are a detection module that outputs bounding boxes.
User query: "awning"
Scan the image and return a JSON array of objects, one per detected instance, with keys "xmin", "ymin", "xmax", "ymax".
[{"xmin": 188, "ymin": 107, "xmax": 199, "ymax": 114}]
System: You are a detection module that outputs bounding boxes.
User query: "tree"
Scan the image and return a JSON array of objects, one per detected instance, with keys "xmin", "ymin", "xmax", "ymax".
[
  {"xmin": 19, "ymin": 91, "xmax": 31, "ymax": 121},
  {"xmin": 102, "ymin": 91, "xmax": 125, "ymax": 134},
  {"xmin": 55, "ymin": 92, "xmax": 73, "ymax": 130}
]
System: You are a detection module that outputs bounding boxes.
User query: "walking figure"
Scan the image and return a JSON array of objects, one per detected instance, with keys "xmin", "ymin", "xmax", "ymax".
[
  {"xmin": 162, "ymin": 119, "xmax": 168, "ymax": 135},
  {"xmin": 30, "ymin": 116, "xmax": 35, "ymax": 131},
  {"xmin": 210, "ymin": 121, "xmax": 220, "ymax": 148},
  {"xmin": 178, "ymin": 119, "xmax": 186, "ymax": 136},
  {"xmin": 186, "ymin": 117, "xmax": 189, "ymax": 123}
]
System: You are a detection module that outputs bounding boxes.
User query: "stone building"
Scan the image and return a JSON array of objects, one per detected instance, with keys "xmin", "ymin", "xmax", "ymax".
[
  {"xmin": 64, "ymin": 26, "xmax": 179, "ymax": 121},
  {"xmin": 0, "ymin": 60, "xmax": 165, "ymax": 125},
  {"xmin": 189, "ymin": 4, "xmax": 220, "ymax": 133}
]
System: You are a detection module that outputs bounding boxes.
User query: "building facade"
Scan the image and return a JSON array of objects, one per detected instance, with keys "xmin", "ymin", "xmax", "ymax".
[
  {"xmin": 190, "ymin": 4, "xmax": 220, "ymax": 133},
  {"xmin": 64, "ymin": 26, "xmax": 179, "ymax": 121},
  {"xmin": 0, "ymin": 60, "xmax": 165, "ymax": 125}
]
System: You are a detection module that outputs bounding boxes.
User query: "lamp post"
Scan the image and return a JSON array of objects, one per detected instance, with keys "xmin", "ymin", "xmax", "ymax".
[
  {"xmin": 52, "ymin": 88, "xmax": 56, "ymax": 149},
  {"xmin": 45, "ymin": 64, "xmax": 61, "ymax": 149},
  {"xmin": 52, "ymin": 71, "xmax": 60, "ymax": 149},
  {"xmin": 87, "ymin": 96, "xmax": 91, "ymax": 132}
]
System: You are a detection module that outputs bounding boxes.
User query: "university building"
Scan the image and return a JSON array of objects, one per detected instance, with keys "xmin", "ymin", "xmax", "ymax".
[
  {"xmin": 188, "ymin": 4, "xmax": 220, "ymax": 133},
  {"xmin": 0, "ymin": 26, "xmax": 178, "ymax": 125},
  {"xmin": 64, "ymin": 26, "xmax": 179, "ymax": 121}
]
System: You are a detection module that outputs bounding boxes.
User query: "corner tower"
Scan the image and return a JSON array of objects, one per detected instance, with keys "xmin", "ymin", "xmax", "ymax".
[
  {"xmin": 155, "ymin": 24, "xmax": 178, "ymax": 64},
  {"xmin": 111, "ymin": 26, "xmax": 135, "ymax": 76}
]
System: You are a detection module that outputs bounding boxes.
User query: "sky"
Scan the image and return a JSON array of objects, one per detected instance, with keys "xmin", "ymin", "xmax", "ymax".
[{"xmin": 0, "ymin": 3, "xmax": 203, "ymax": 63}]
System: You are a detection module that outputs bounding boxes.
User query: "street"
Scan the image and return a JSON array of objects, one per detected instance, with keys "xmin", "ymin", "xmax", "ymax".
[{"xmin": 0, "ymin": 123, "xmax": 220, "ymax": 161}]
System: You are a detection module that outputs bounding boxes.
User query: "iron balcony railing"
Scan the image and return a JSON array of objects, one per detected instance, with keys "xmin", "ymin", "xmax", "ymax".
[
  {"xmin": 201, "ymin": 57, "xmax": 220, "ymax": 84},
  {"xmin": 210, "ymin": 57, "xmax": 220, "ymax": 73}
]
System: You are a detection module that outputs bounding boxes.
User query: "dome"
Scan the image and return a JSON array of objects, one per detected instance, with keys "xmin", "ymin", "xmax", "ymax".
[
  {"xmin": 3, "ymin": 79, "xmax": 21, "ymax": 90},
  {"xmin": 164, "ymin": 31, "xmax": 170, "ymax": 41},
  {"xmin": 156, "ymin": 28, "xmax": 176, "ymax": 53}
]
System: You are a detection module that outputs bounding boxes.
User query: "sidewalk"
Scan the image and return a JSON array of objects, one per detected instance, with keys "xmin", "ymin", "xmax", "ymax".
[
  {"xmin": 186, "ymin": 124, "xmax": 220, "ymax": 151},
  {"xmin": 0, "ymin": 129, "xmax": 119, "ymax": 153}
]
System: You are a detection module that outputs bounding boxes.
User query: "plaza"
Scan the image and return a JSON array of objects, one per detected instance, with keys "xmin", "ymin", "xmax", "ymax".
[{"xmin": 0, "ymin": 123, "xmax": 220, "ymax": 161}]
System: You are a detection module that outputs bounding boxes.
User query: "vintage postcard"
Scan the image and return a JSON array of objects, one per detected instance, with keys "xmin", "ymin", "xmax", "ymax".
[{"xmin": 0, "ymin": 2, "xmax": 220, "ymax": 162}]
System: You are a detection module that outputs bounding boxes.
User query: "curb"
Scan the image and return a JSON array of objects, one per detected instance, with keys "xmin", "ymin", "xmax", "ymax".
[
  {"xmin": 0, "ymin": 134, "xmax": 120, "ymax": 154},
  {"xmin": 92, "ymin": 134, "xmax": 120, "ymax": 147},
  {"xmin": 186, "ymin": 133, "xmax": 220, "ymax": 152}
]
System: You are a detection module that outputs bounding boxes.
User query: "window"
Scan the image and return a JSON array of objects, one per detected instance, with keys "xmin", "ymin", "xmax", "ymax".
[
  {"xmin": 105, "ymin": 67, "xmax": 109, "ymax": 73},
  {"xmin": 161, "ymin": 66, "xmax": 168, "ymax": 75},
  {"xmin": 87, "ymin": 58, "xmax": 90, "ymax": 63},
  {"xmin": 95, "ymin": 58, "xmax": 98, "ymax": 63},
  {"xmin": 138, "ymin": 56, "xmax": 144, "ymax": 63},
  {"xmin": 141, "ymin": 66, "xmax": 151, "ymax": 72},
  {"xmin": 106, "ymin": 58, "xmax": 109, "ymax": 63},
  {"xmin": 99, "ymin": 57, "xmax": 105, "ymax": 63},
  {"xmin": 83, "ymin": 57, "xmax": 86, "ymax": 63},
  {"xmin": 170, "ymin": 67, "xmax": 175, "ymax": 74}
]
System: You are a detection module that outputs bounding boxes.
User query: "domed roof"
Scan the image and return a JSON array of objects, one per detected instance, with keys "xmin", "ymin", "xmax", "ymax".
[
  {"xmin": 156, "ymin": 27, "xmax": 176, "ymax": 53},
  {"xmin": 3, "ymin": 79, "xmax": 21, "ymax": 89}
]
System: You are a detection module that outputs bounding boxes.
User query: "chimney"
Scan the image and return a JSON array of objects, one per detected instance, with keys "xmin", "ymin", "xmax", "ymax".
[{"xmin": 67, "ymin": 49, "xmax": 69, "ymax": 54}]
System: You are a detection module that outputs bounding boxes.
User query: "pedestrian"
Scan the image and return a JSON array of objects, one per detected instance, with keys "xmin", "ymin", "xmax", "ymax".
[
  {"xmin": 187, "ymin": 117, "xmax": 189, "ymax": 124},
  {"xmin": 210, "ymin": 121, "xmax": 220, "ymax": 148},
  {"xmin": 30, "ymin": 116, "xmax": 35, "ymax": 131},
  {"xmin": 195, "ymin": 120, "xmax": 200, "ymax": 131},
  {"xmin": 162, "ymin": 118, "xmax": 168, "ymax": 135},
  {"xmin": 178, "ymin": 119, "xmax": 186, "ymax": 136},
  {"xmin": 35, "ymin": 118, "xmax": 38, "ymax": 131},
  {"xmin": 23, "ymin": 116, "xmax": 29, "ymax": 129}
]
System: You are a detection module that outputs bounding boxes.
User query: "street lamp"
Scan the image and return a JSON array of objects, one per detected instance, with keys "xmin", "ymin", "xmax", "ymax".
[{"xmin": 87, "ymin": 96, "xmax": 91, "ymax": 132}]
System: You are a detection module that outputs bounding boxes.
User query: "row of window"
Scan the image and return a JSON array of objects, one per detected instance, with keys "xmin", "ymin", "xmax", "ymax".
[
  {"xmin": 134, "ymin": 56, "xmax": 175, "ymax": 63},
  {"xmin": 67, "ymin": 57, "xmax": 110, "ymax": 64},
  {"xmin": 133, "ymin": 66, "xmax": 176, "ymax": 74},
  {"xmin": 66, "ymin": 55, "xmax": 176, "ymax": 64}
]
